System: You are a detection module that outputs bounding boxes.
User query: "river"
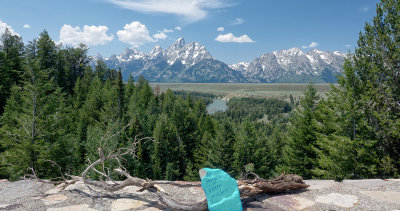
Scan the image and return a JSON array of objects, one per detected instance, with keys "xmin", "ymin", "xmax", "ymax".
[{"xmin": 206, "ymin": 99, "xmax": 227, "ymax": 114}]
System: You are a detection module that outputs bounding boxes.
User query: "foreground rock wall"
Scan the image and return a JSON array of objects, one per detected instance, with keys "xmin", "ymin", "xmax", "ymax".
[{"xmin": 0, "ymin": 178, "xmax": 399, "ymax": 210}]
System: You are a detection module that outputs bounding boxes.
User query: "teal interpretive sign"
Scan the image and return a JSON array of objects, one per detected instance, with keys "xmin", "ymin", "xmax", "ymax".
[{"xmin": 199, "ymin": 168, "xmax": 243, "ymax": 211}]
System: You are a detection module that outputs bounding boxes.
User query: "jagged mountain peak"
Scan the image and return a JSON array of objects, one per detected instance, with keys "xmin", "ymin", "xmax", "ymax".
[
  {"xmin": 166, "ymin": 38, "xmax": 213, "ymax": 65},
  {"xmin": 150, "ymin": 45, "xmax": 164, "ymax": 59},
  {"xmin": 274, "ymin": 47, "xmax": 305, "ymax": 56},
  {"xmin": 244, "ymin": 48, "xmax": 346, "ymax": 82},
  {"xmin": 173, "ymin": 37, "xmax": 185, "ymax": 48},
  {"xmin": 118, "ymin": 47, "xmax": 145, "ymax": 61},
  {"xmin": 152, "ymin": 45, "xmax": 162, "ymax": 50},
  {"xmin": 93, "ymin": 39, "xmax": 346, "ymax": 83}
]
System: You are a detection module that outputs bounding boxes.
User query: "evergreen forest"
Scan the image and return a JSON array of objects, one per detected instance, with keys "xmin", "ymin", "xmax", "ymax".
[{"xmin": 0, "ymin": 0, "xmax": 399, "ymax": 181}]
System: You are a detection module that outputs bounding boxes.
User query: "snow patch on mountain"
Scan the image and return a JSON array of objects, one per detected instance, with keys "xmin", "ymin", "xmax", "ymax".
[
  {"xmin": 93, "ymin": 38, "xmax": 346, "ymax": 83},
  {"xmin": 229, "ymin": 62, "xmax": 249, "ymax": 71}
]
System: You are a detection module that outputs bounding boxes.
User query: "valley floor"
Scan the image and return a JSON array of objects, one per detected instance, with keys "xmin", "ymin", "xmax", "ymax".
[{"xmin": 149, "ymin": 83, "xmax": 334, "ymax": 99}]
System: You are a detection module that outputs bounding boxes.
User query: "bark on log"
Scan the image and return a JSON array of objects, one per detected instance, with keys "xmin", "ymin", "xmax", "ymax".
[{"xmin": 238, "ymin": 174, "xmax": 309, "ymax": 197}]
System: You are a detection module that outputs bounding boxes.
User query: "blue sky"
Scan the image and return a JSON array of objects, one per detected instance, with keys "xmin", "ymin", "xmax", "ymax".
[{"xmin": 0, "ymin": 0, "xmax": 379, "ymax": 64}]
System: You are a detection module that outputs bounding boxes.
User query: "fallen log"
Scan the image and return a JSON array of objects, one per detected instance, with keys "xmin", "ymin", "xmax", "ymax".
[{"xmin": 238, "ymin": 174, "xmax": 310, "ymax": 197}]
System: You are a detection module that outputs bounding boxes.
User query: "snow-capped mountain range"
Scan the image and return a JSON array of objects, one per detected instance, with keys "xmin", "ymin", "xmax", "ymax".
[
  {"xmin": 235, "ymin": 48, "xmax": 347, "ymax": 82},
  {"xmin": 94, "ymin": 37, "xmax": 347, "ymax": 83}
]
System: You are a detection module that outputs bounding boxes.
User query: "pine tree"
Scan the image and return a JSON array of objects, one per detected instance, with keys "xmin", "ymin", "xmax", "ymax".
[
  {"xmin": 0, "ymin": 50, "xmax": 76, "ymax": 179},
  {"xmin": 193, "ymin": 131, "xmax": 212, "ymax": 170},
  {"xmin": 94, "ymin": 59, "xmax": 108, "ymax": 82},
  {"xmin": 116, "ymin": 69, "xmax": 124, "ymax": 121},
  {"xmin": 124, "ymin": 75, "xmax": 135, "ymax": 103},
  {"xmin": 349, "ymin": 0, "xmax": 400, "ymax": 175},
  {"xmin": 0, "ymin": 51, "xmax": 10, "ymax": 115},
  {"xmin": 152, "ymin": 114, "xmax": 183, "ymax": 180},
  {"xmin": 253, "ymin": 129, "xmax": 276, "ymax": 178},
  {"xmin": 63, "ymin": 44, "xmax": 90, "ymax": 94},
  {"xmin": 171, "ymin": 97, "xmax": 199, "ymax": 163},
  {"xmin": 72, "ymin": 66, "xmax": 93, "ymax": 111},
  {"xmin": 184, "ymin": 161, "xmax": 199, "ymax": 181},
  {"xmin": 36, "ymin": 30, "xmax": 57, "ymax": 73},
  {"xmin": 312, "ymin": 71, "xmax": 379, "ymax": 179},
  {"xmin": 233, "ymin": 121, "xmax": 257, "ymax": 177},
  {"xmin": 0, "ymin": 28, "xmax": 25, "ymax": 85},
  {"xmin": 280, "ymin": 83, "xmax": 320, "ymax": 179},
  {"xmin": 270, "ymin": 123, "xmax": 289, "ymax": 173},
  {"xmin": 208, "ymin": 121, "xmax": 235, "ymax": 174},
  {"xmin": 0, "ymin": 28, "xmax": 25, "ymax": 115},
  {"xmin": 312, "ymin": 0, "xmax": 400, "ymax": 179}
]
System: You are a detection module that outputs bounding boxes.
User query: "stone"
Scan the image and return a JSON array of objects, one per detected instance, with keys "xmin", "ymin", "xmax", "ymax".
[
  {"xmin": 110, "ymin": 199, "xmax": 150, "ymax": 211},
  {"xmin": 342, "ymin": 179, "xmax": 396, "ymax": 188},
  {"xmin": 64, "ymin": 181, "xmax": 91, "ymax": 194},
  {"xmin": 0, "ymin": 204, "xmax": 23, "ymax": 209},
  {"xmin": 360, "ymin": 191, "xmax": 400, "ymax": 205},
  {"xmin": 388, "ymin": 179, "xmax": 400, "ymax": 182},
  {"xmin": 141, "ymin": 207, "xmax": 162, "ymax": 211},
  {"xmin": 41, "ymin": 194, "xmax": 68, "ymax": 205},
  {"xmin": 46, "ymin": 204, "xmax": 98, "ymax": 211},
  {"xmin": 245, "ymin": 201, "xmax": 276, "ymax": 211},
  {"xmin": 0, "ymin": 204, "xmax": 11, "ymax": 208},
  {"xmin": 265, "ymin": 195, "xmax": 316, "ymax": 210},
  {"xmin": 305, "ymin": 180, "xmax": 336, "ymax": 190},
  {"xmin": 315, "ymin": 193, "xmax": 358, "ymax": 208},
  {"xmin": 114, "ymin": 185, "xmax": 149, "ymax": 195},
  {"xmin": 45, "ymin": 187, "xmax": 62, "ymax": 194},
  {"xmin": 0, "ymin": 179, "xmax": 8, "ymax": 183}
]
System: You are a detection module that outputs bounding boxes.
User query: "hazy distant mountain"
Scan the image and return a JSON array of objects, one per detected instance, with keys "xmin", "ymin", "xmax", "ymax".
[{"xmin": 94, "ymin": 38, "xmax": 346, "ymax": 83}]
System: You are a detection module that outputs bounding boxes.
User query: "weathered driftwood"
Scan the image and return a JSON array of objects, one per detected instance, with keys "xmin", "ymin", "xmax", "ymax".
[
  {"xmin": 238, "ymin": 174, "xmax": 309, "ymax": 197},
  {"xmin": 81, "ymin": 158, "xmax": 309, "ymax": 211},
  {"xmin": 79, "ymin": 129, "xmax": 310, "ymax": 210}
]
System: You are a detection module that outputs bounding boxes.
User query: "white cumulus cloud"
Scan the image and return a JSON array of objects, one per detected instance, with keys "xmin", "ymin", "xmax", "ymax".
[
  {"xmin": 230, "ymin": 18, "xmax": 244, "ymax": 25},
  {"xmin": 59, "ymin": 24, "xmax": 113, "ymax": 46},
  {"xmin": 0, "ymin": 19, "xmax": 19, "ymax": 36},
  {"xmin": 217, "ymin": 26, "xmax": 224, "ymax": 31},
  {"xmin": 153, "ymin": 32, "xmax": 167, "ymax": 40},
  {"xmin": 23, "ymin": 24, "xmax": 31, "ymax": 29},
  {"xmin": 117, "ymin": 21, "xmax": 154, "ymax": 46},
  {"xmin": 302, "ymin": 41, "xmax": 319, "ymax": 49},
  {"xmin": 163, "ymin": 28, "xmax": 173, "ymax": 33},
  {"xmin": 215, "ymin": 33, "xmax": 254, "ymax": 43},
  {"xmin": 107, "ymin": 0, "xmax": 231, "ymax": 22},
  {"xmin": 174, "ymin": 26, "xmax": 182, "ymax": 31}
]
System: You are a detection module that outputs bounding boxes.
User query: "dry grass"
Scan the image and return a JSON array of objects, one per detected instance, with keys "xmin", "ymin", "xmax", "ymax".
[{"xmin": 150, "ymin": 83, "xmax": 335, "ymax": 99}]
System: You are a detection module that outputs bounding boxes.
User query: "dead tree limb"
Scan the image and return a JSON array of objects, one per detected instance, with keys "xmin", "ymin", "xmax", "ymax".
[
  {"xmin": 82, "ymin": 148, "xmax": 308, "ymax": 211},
  {"xmin": 24, "ymin": 165, "xmax": 78, "ymax": 189},
  {"xmin": 80, "ymin": 126, "xmax": 309, "ymax": 210}
]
